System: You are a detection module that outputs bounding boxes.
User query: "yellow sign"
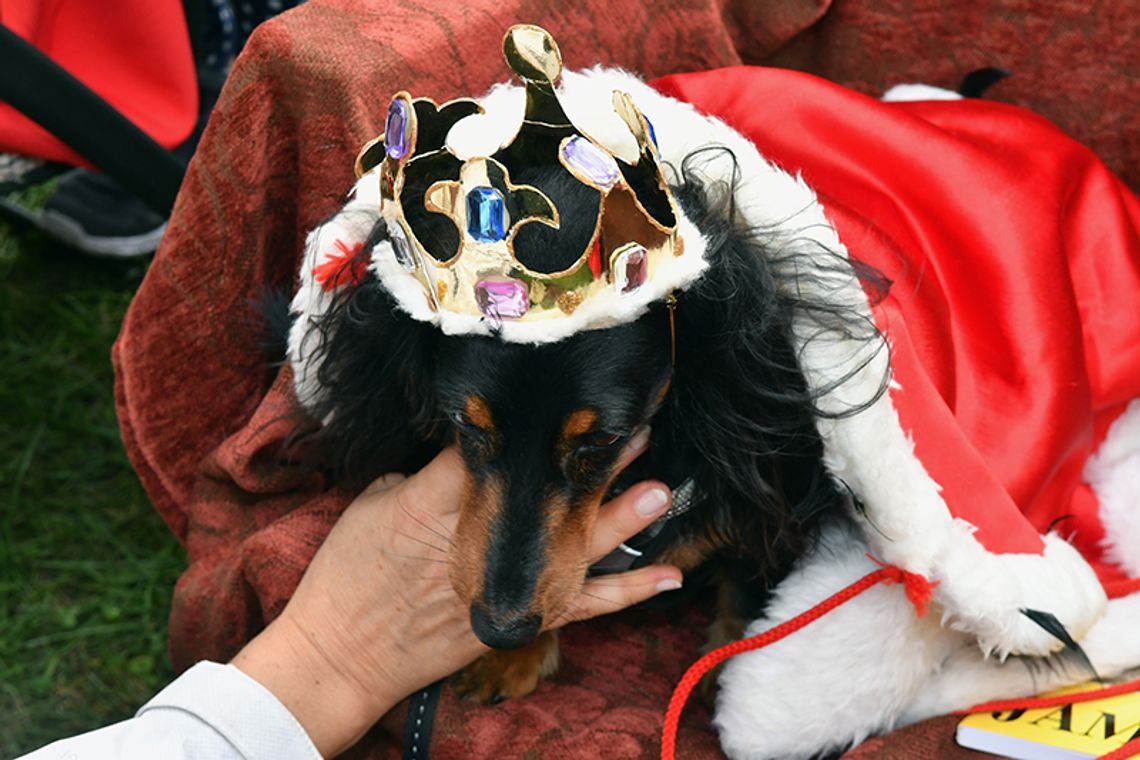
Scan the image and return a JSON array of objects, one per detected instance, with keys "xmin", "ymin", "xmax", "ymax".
[{"xmin": 957, "ymin": 684, "xmax": 1140, "ymax": 759}]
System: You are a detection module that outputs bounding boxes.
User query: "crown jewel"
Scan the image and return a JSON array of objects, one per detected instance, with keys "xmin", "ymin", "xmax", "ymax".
[{"xmin": 355, "ymin": 25, "xmax": 698, "ymax": 339}]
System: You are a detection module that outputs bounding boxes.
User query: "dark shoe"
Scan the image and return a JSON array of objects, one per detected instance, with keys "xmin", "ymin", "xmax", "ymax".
[{"xmin": 37, "ymin": 169, "xmax": 168, "ymax": 257}]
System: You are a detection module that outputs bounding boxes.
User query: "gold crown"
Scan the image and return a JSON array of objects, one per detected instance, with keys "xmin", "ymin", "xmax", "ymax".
[{"xmin": 354, "ymin": 24, "xmax": 688, "ymax": 327}]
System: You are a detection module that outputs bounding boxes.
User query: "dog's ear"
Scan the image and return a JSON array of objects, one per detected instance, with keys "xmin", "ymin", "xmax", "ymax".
[
  {"xmin": 295, "ymin": 220, "xmax": 443, "ymax": 489},
  {"xmin": 661, "ymin": 154, "xmax": 887, "ymax": 574}
]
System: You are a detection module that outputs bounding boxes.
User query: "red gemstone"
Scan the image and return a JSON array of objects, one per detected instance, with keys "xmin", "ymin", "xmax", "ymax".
[
  {"xmin": 614, "ymin": 244, "xmax": 648, "ymax": 294},
  {"xmin": 588, "ymin": 240, "xmax": 602, "ymax": 277}
]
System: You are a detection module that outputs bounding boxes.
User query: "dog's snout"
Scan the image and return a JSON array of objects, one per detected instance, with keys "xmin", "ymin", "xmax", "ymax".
[{"xmin": 469, "ymin": 603, "xmax": 542, "ymax": 650}]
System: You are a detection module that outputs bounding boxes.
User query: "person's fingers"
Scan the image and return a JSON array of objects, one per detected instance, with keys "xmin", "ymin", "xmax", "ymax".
[
  {"xmin": 587, "ymin": 480, "xmax": 671, "ymax": 562},
  {"xmin": 382, "ymin": 447, "xmax": 467, "ymax": 518},
  {"xmin": 553, "ymin": 564, "xmax": 683, "ymax": 625}
]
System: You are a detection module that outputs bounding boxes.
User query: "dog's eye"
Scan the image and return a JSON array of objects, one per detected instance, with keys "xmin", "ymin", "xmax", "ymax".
[
  {"xmin": 449, "ymin": 410, "xmax": 492, "ymax": 448},
  {"xmin": 574, "ymin": 432, "xmax": 624, "ymax": 454},
  {"xmin": 590, "ymin": 433, "xmax": 623, "ymax": 447},
  {"xmin": 448, "ymin": 410, "xmax": 477, "ymax": 435}
]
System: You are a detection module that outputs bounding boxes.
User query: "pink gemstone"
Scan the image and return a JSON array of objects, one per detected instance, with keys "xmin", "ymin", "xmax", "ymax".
[
  {"xmin": 475, "ymin": 277, "xmax": 529, "ymax": 319},
  {"xmin": 614, "ymin": 245, "xmax": 648, "ymax": 294}
]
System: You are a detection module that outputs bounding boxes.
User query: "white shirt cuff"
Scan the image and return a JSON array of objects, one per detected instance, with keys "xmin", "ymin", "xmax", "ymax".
[
  {"xmin": 18, "ymin": 660, "xmax": 323, "ymax": 760},
  {"xmin": 138, "ymin": 661, "xmax": 323, "ymax": 760}
]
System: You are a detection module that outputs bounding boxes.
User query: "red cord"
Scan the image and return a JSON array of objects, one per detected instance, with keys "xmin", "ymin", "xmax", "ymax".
[
  {"xmin": 659, "ymin": 563, "xmax": 936, "ymax": 760},
  {"xmin": 1098, "ymin": 736, "xmax": 1140, "ymax": 760},
  {"xmin": 958, "ymin": 677, "xmax": 1140, "ymax": 715}
]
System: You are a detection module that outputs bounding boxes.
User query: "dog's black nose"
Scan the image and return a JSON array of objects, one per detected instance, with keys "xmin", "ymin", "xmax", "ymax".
[{"xmin": 469, "ymin": 603, "xmax": 542, "ymax": 650}]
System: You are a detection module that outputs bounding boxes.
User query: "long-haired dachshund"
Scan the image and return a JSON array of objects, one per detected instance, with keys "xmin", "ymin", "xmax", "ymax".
[
  {"xmin": 271, "ymin": 24, "xmax": 1140, "ymax": 760},
  {"xmin": 282, "ymin": 31, "xmax": 887, "ymax": 705}
]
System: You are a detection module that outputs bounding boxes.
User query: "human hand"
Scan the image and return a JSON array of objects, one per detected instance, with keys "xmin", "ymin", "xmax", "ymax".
[{"xmin": 232, "ymin": 437, "xmax": 680, "ymax": 757}]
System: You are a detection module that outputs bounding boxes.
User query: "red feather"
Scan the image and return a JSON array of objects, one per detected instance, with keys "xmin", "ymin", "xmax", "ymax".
[{"xmin": 313, "ymin": 239, "xmax": 368, "ymax": 292}]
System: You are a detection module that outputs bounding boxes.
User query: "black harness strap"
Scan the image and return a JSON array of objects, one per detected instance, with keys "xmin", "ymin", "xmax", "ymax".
[{"xmin": 402, "ymin": 678, "xmax": 444, "ymax": 760}]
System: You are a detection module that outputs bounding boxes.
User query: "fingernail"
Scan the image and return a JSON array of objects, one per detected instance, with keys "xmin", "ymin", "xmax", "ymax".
[
  {"xmin": 656, "ymin": 579, "xmax": 682, "ymax": 592},
  {"xmin": 635, "ymin": 486, "xmax": 669, "ymax": 517},
  {"xmin": 626, "ymin": 426, "xmax": 651, "ymax": 456}
]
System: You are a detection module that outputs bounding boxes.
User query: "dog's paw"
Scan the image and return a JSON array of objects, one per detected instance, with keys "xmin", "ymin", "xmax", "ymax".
[{"xmin": 455, "ymin": 630, "xmax": 560, "ymax": 703}]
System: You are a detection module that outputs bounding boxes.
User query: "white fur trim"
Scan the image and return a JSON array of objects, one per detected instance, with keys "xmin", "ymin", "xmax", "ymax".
[
  {"xmin": 1086, "ymin": 398, "xmax": 1140, "ymax": 577},
  {"xmin": 287, "ymin": 175, "xmax": 382, "ymax": 409},
  {"xmin": 794, "ymin": 299, "xmax": 1106, "ymax": 657},
  {"xmin": 881, "ymin": 83, "xmax": 964, "ymax": 102},
  {"xmin": 371, "ymin": 213, "xmax": 709, "ymax": 345},
  {"xmin": 714, "ymin": 523, "xmax": 1140, "ymax": 759},
  {"xmin": 901, "ymin": 590, "xmax": 1140, "ymax": 725}
]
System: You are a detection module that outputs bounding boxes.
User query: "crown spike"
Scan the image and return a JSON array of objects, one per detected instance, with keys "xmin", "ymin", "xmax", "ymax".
[
  {"xmin": 612, "ymin": 91, "xmax": 654, "ymax": 158},
  {"xmin": 503, "ymin": 25, "xmax": 563, "ymax": 84},
  {"xmin": 503, "ymin": 25, "xmax": 571, "ymax": 128}
]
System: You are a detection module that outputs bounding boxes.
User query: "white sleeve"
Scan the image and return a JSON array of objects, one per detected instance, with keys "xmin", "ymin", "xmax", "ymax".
[{"xmin": 17, "ymin": 661, "xmax": 324, "ymax": 760}]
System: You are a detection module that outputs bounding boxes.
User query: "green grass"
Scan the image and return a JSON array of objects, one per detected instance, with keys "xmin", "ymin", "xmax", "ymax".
[{"xmin": 0, "ymin": 204, "xmax": 185, "ymax": 756}]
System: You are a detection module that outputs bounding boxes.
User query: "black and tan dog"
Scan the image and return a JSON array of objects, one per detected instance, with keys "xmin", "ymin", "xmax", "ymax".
[
  {"xmin": 281, "ymin": 94, "xmax": 884, "ymax": 705},
  {"xmin": 279, "ymin": 25, "xmax": 886, "ymax": 706}
]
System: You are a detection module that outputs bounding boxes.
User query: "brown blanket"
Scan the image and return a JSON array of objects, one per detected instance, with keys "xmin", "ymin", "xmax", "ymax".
[{"xmin": 113, "ymin": 1, "xmax": 1134, "ymax": 756}]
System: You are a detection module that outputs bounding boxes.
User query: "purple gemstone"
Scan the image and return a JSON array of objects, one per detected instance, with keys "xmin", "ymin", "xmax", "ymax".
[
  {"xmin": 475, "ymin": 277, "xmax": 530, "ymax": 319},
  {"xmin": 561, "ymin": 136, "xmax": 619, "ymax": 188},
  {"xmin": 385, "ymin": 99, "xmax": 410, "ymax": 160},
  {"xmin": 614, "ymin": 244, "xmax": 648, "ymax": 294}
]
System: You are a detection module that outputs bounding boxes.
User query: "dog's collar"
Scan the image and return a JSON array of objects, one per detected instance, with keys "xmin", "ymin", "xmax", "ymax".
[{"xmin": 589, "ymin": 477, "xmax": 697, "ymax": 574}]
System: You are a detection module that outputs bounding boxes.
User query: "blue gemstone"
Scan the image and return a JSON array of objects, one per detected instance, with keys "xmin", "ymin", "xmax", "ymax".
[
  {"xmin": 466, "ymin": 187, "xmax": 506, "ymax": 242},
  {"xmin": 645, "ymin": 116, "xmax": 658, "ymax": 149}
]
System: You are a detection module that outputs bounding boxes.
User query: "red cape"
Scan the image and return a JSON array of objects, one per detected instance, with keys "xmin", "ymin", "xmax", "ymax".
[{"xmin": 656, "ymin": 68, "xmax": 1140, "ymax": 594}]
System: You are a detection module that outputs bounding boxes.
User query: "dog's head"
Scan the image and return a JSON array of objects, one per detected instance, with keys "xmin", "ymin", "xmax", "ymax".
[{"xmin": 434, "ymin": 316, "xmax": 671, "ymax": 647}]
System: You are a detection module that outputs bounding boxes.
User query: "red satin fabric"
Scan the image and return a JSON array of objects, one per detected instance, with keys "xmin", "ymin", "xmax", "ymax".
[
  {"xmin": 0, "ymin": 0, "xmax": 197, "ymax": 164},
  {"xmin": 654, "ymin": 68, "xmax": 1140, "ymax": 586}
]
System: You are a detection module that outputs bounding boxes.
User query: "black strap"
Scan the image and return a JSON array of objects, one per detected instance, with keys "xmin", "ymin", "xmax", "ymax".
[
  {"xmin": 402, "ymin": 679, "xmax": 444, "ymax": 760},
  {"xmin": 0, "ymin": 25, "xmax": 186, "ymax": 214}
]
